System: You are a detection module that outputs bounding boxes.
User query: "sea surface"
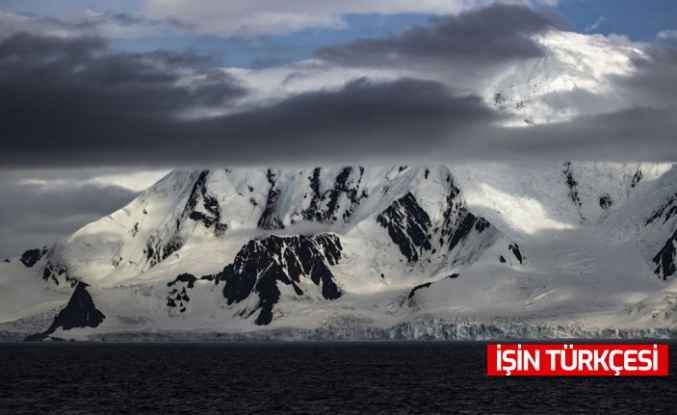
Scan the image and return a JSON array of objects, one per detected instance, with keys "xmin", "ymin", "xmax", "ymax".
[{"xmin": 0, "ymin": 341, "xmax": 674, "ymax": 414}]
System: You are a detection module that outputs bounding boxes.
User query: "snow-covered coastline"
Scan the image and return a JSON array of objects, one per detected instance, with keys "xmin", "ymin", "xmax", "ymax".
[
  {"xmin": 4, "ymin": 318, "xmax": 676, "ymax": 343},
  {"xmin": 2, "ymin": 162, "xmax": 677, "ymax": 342}
]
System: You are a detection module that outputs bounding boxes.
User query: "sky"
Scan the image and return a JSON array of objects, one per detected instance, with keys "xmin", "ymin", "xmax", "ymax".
[{"xmin": 0, "ymin": 0, "xmax": 676, "ymax": 258}]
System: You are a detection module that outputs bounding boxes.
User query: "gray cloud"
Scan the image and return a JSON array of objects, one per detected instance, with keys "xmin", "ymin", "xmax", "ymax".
[
  {"xmin": 1, "ymin": 29, "xmax": 677, "ymax": 168},
  {"xmin": 0, "ymin": 32, "xmax": 242, "ymax": 103},
  {"xmin": 0, "ymin": 33, "xmax": 247, "ymax": 167},
  {"xmin": 0, "ymin": 32, "xmax": 502, "ymax": 167},
  {"xmin": 0, "ymin": 13, "xmax": 676, "ymax": 171},
  {"xmin": 0, "ymin": 10, "xmax": 173, "ymax": 39},
  {"xmin": 453, "ymin": 106, "xmax": 677, "ymax": 162},
  {"xmin": 315, "ymin": 5, "xmax": 553, "ymax": 67},
  {"xmin": 616, "ymin": 45, "xmax": 677, "ymax": 107},
  {"xmin": 196, "ymin": 77, "xmax": 502, "ymax": 163},
  {"xmin": 0, "ymin": 180, "xmax": 138, "ymax": 258}
]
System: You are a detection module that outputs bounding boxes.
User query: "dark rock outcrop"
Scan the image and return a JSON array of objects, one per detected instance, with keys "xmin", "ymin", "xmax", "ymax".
[
  {"xmin": 145, "ymin": 170, "xmax": 228, "ymax": 269},
  {"xmin": 20, "ymin": 247, "xmax": 48, "ymax": 268},
  {"xmin": 215, "ymin": 234, "xmax": 343, "ymax": 325},
  {"xmin": 509, "ymin": 244, "xmax": 523, "ymax": 264},
  {"xmin": 631, "ymin": 170, "xmax": 643, "ymax": 188},
  {"xmin": 258, "ymin": 169, "xmax": 285, "ymax": 230},
  {"xmin": 443, "ymin": 210, "xmax": 489, "ymax": 253},
  {"xmin": 563, "ymin": 161, "xmax": 582, "ymax": 207},
  {"xmin": 377, "ymin": 192, "xmax": 432, "ymax": 263},
  {"xmin": 646, "ymin": 191, "xmax": 677, "ymax": 226},
  {"xmin": 653, "ymin": 229, "xmax": 677, "ymax": 281},
  {"xmin": 166, "ymin": 273, "xmax": 198, "ymax": 313},
  {"xmin": 182, "ymin": 170, "xmax": 227, "ymax": 236},
  {"xmin": 144, "ymin": 234, "xmax": 184, "ymax": 268},
  {"xmin": 378, "ymin": 174, "xmax": 495, "ymax": 265},
  {"xmin": 408, "ymin": 282, "xmax": 433, "ymax": 299},
  {"xmin": 302, "ymin": 167, "xmax": 365, "ymax": 223},
  {"xmin": 438, "ymin": 177, "xmax": 492, "ymax": 254},
  {"xmin": 42, "ymin": 262, "xmax": 77, "ymax": 287},
  {"xmin": 25, "ymin": 282, "xmax": 105, "ymax": 341}
]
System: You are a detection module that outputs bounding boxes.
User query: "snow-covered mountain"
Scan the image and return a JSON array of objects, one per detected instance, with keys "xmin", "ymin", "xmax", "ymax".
[{"xmin": 2, "ymin": 162, "xmax": 677, "ymax": 341}]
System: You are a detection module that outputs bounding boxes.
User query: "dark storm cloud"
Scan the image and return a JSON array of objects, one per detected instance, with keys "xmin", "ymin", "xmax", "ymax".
[
  {"xmin": 0, "ymin": 51, "xmax": 502, "ymax": 167},
  {"xmin": 1, "ymin": 22, "xmax": 676, "ymax": 169},
  {"xmin": 0, "ymin": 180, "xmax": 138, "ymax": 258},
  {"xmin": 0, "ymin": 32, "xmax": 247, "ymax": 163},
  {"xmin": 462, "ymin": 106, "xmax": 677, "ymax": 161},
  {"xmin": 315, "ymin": 4, "xmax": 553, "ymax": 67},
  {"xmin": 197, "ymin": 77, "xmax": 502, "ymax": 162},
  {"xmin": 616, "ymin": 45, "xmax": 677, "ymax": 106}
]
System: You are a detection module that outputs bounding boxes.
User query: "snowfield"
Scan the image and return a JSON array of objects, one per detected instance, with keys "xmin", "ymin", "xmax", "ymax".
[{"xmin": 2, "ymin": 162, "xmax": 677, "ymax": 341}]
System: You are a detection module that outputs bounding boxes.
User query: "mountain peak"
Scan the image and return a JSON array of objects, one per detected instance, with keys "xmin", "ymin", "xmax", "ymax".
[{"xmin": 3, "ymin": 162, "xmax": 677, "ymax": 340}]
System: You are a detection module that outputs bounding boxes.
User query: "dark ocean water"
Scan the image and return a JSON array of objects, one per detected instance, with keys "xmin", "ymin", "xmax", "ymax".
[{"xmin": 0, "ymin": 341, "xmax": 675, "ymax": 414}]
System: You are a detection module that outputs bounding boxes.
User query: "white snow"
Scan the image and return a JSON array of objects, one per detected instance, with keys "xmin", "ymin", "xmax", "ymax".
[{"xmin": 2, "ymin": 161, "xmax": 677, "ymax": 341}]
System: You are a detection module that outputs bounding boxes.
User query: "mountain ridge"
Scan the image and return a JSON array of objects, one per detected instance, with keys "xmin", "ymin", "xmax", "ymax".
[{"xmin": 2, "ymin": 163, "xmax": 677, "ymax": 341}]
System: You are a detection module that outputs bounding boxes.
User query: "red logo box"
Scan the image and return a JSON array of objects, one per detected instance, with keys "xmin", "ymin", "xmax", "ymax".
[{"xmin": 487, "ymin": 343, "xmax": 669, "ymax": 376}]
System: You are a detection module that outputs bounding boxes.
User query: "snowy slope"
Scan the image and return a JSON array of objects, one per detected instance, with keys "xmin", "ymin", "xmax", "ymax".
[
  {"xmin": 485, "ymin": 30, "xmax": 646, "ymax": 127},
  {"xmin": 2, "ymin": 162, "xmax": 677, "ymax": 341}
]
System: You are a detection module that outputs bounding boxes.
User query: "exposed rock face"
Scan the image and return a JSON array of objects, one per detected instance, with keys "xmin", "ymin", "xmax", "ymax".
[
  {"xmin": 302, "ymin": 166, "xmax": 366, "ymax": 223},
  {"xmin": 646, "ymin": 191, "xmax": 677, "ymax": 226},
  {"xmin": 646, "ymin": 189, "xmax": 677, "ymax": 281},
  {"xmin": 599, "ymin": 194, "xmax": 613, "ymax": 210},
  {"xmin": 26, "ymin": 282, "xmax": 105, "ymax": 341},
  {"xmin": 258, "ymin": 169, "xmax": 285, "ymax": 230},
  {"xmin": 144, "ymin": 170, "xmax": 228, "ymax": 269},
  {"xmin": 167, "ymin": 273, "xmax": 197, "ymax": 313},
  {"xmin": 42, "ymin": 262, "xmax": 77, "ymax": 287},
  {"xmin": 20, "ymin": 247, "xmax": 47, "ymax": 268},
  {"xmin": 509, "ymin": 244, "xmax": 523, "ymax": 264},
  {"xmin": 184, "ymin": 171, "xmax": 228, "ymax": 237},
  {"xmin": 377, "ymin": 192, "xmax": 432, "ymax": 263},
  {"xmin": 653, "ymin": 229, "xmax": 677, "ymax": 281},
  {"xmin": 439, "ymin": 178, "xmax": 492, "ymax": 254},
  {"xmin": 215, "ymin": 234, "xmax": 343, "ymax": 325},
  {"xmin": 631, "ymin": 170, "xmax": 643, "ymax": 188},
  {"xmin": 408, "ymin": 282, "xmax": 433, "ymax": 300},
  {"xmin": 377, "ymin": 175, "xmax": 495, "ymax": 265},
  {"xmin": 563, "ymin": 161, "xmax": 582, "ymax": 207}
]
